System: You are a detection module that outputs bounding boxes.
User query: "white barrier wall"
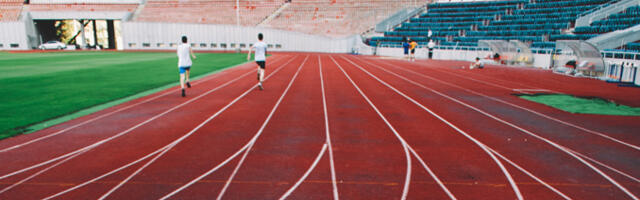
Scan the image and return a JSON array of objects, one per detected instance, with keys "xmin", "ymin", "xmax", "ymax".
[
  {"xmin": 375, "ymin": 47, "xmax": 554, "ymax": 69},
  {"xmin": 635, "ymin": 67, "xmax": 640, "ymax": 86},
  {"xmin": 376, "ymin": 47, "xmax": 490, "ymax": 61},
  {"xmin": 0, "ymin": 13, "xmax": 38, "ymax": 50},
  {"xmin": 0, "ymin": 22, "xmax": 29, "ymax": 50},
  {"xmin": 121, "ymin": 22, "xmax": 358, "ymax": 53}
]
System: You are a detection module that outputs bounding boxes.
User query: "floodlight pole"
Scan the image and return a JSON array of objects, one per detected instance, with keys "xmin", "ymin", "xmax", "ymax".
[
  {"xmin": 236, "ymin": 0, "xmax": 240, "ymax": 28},
  {"xmin": 236, "ymin": 0, "xmax": 241, "ymax": 52}
]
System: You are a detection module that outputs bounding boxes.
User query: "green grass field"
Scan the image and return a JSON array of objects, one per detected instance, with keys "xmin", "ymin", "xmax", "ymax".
[
  {"xmin": 0, "ymin": 51, "xmax": 248, "ymax": 139},
  {"xmin": 518, "ymin": 94, "xmax": 640, "ymax": 116}
]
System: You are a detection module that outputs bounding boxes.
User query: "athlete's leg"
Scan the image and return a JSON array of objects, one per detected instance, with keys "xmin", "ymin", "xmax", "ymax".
[
  {"xmin": 185, "ymin": 68, "xmax": 191, "ymax": 88},
  {"xmin": 259, "ymin": 68, "xmax": 265, "ymax": 82},
  {"xmin": 179, "ymin": 67, "xmax": 186, "ymax": 97},
  {"xmin": 257, "ymin": 66, "xmax": 261, "ymax": 81},
  {"xmin": 185, "ymin": 69, "xmax": 190, "ymax": 83},
  {"xmin": 180, "ymin": 73, "xmax": 186, "ymax": 97},
  {"xmin": 180, "ymin": 72, "xmax": 185, "ymax": 89}
]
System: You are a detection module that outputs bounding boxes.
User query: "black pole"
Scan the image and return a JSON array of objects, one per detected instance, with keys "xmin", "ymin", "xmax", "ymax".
[
  {"xmin": 107, "ymin": 20, "xmax": 115, "ymax": 49},
  {"xmin": 92, "ymin": 20, "xmax": 98, "ymax": 48}
]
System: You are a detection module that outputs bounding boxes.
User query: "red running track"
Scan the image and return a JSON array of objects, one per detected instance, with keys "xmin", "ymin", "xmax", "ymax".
[{"xmin": 0, "ymin": 53, "xmax": 638, "ymax": 199}]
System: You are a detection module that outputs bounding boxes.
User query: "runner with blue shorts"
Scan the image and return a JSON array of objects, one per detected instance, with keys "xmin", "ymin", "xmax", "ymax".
[{"xmin": 177, "ymin": 36, "xmax": 196, "ymax": 97}]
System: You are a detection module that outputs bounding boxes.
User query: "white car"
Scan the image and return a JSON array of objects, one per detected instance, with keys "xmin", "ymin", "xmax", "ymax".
[{"xmin": 39, "ymin": 41, "xmax": 67, "ymax": 50}]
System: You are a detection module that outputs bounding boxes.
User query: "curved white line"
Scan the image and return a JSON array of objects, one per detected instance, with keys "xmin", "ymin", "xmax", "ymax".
[
  {"xmin": 409, "ymin": 60, "xmax": 557, "ymax": 93},
  {"xmin": 0, "ymin": 148, "xmax": 89, "ymax": 194},
  {"xmin": 376, "ymin": 58, "xmax": 640, "ymax": 183},
  {"xmin": 486, "ymin": 147, "xmax": 572, "ymax": 200},
  {"xmin": 215, "ymin": 56, "xmax": 308, "ymax": 199},
  {"xmin": 406, "ymin": 146, "xmax": 457, "ymax": 200},
  {"xmin": 267, "ymin": 56, "xmax": 339, "ymax": 200},
  {"xmin": 331, "ymin": 56, "xmax": 413, "ymax": 200},
  {"xmin": 215, "ymin": 141, "xmax": 253, "ymax": 200},
  {"xmin": 162, "ymin": 56, "xmax": 309, "ymax": 200},
  {"xmin": 278, "ymin": 56, "xmax": 340, "ymax": 199},
  {"xmin": 342, "ymin": 56, "xmax": 520, "ymax": 200},
  {"xmin": 98, "ymin": 141, "xmax": 173, "ymax": 200},
  {"xmin": 41, "ymin": 55, "xmax": 299, "ymax": 200},
  {"xmin": 393, "ymin": 59, "xmax": 639, "ymax": 151},
  {"xmin": 360, "ymin": 57, "xmax": 638, "ymax": 199},
  {"xmin": 567, "ymin": 149, "xmax": 640, "ymax": 183},
  {"xmin": 319, "ymin": 55, "xmax": 340, "ymax": 200},
  {"xmin": 279, "ymin": 144, "xmax": 328, "ymax": 200},
  {"xmin": 0, "ymin": 56, "xmax": 284, "ymax": 153},
  {"xmin": 42, "ymin": 147, "xmax": 165, "ymax": 200}
]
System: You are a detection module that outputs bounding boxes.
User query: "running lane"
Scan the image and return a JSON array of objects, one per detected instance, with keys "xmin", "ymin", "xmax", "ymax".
[
  {"xmin": 352, "ymin": 55, "xmax": 638, "ymax": 199},
  {"xmin": 81, "ymin": 55, "xmax": 309, "ymax": 200},
  {"xmin": 388, "ymin": 58, "xmax": 640, "ymax": 147},
  {"xmin": 372, "ymin": 58, "xmax": 640, "ymax": 180},
  {"xmin": 333, "ymin": 55, "xmax": 521, "ymax": 199},
  {"xmin": 0, "ymin": 55, "xmax": 300, "ymax": 199},
  {"xmin": 315, "ymin": 55, "xmax": 409, "ymax": 199},
  {"xmin": 214, "ymin": 55, "xmax": 329, "ymax": 199}
]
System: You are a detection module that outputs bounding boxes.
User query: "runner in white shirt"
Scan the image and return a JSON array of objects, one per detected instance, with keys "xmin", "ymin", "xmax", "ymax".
[
  {"xmin": 177, "ymin": 36, "xmax": 196, "ymax": 97},
  {"xmin": 247, "ymin": 33, "xmax": 267, "ymax": 90}
]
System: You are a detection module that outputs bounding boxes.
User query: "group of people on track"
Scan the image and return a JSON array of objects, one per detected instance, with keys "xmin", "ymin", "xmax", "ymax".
[
  {"xmin": 177, "ymin": 33, "xmax": 267, "ymax": 97},
  {"xmin": 402, "ymin": 37, "xmax": 437, "ymax": 61},
  {"xmin": 402, "ymin": 37, "xmax": 418, "ymax": 62}
]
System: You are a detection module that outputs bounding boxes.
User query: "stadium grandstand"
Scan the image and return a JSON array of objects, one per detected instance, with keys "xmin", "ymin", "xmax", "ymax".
[
  {"xmin": 372, "ymin": 0, "xmax": 639, "ymax": 50},
  {"xmin": 0, "ymin": 0, "xmax": 638, "ymax": 96}
]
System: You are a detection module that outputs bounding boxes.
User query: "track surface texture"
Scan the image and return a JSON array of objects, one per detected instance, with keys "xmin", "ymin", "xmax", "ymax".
[{"xmin": 0, "ymin": 53, "xmax": 638, "ymax": 199}]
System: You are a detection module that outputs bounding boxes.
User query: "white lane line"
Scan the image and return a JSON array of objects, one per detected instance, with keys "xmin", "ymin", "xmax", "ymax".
[
  {"xmin": 359, "ymin": 57, "xmax": 638, "ymax": 199},
  {"xmin": 405, "ymin": 146, "xmax": 457, "ymax": 200},
  {"xmin": 330, "ymin": 56, "xmax": 413, "ymax": 200},
  {"xmin": 215, "ymin": 56, "xmax": 308, "ymax": 200},
  {"xmin": 42, "ymin": 147, "xmax": 165, "ymax": 200},
  {"xmin": 0, "ymin": 148, "xmax": 89, "ymax": 194},
  {"xmin": 367, "ymin": 58, "xmax": 517, "ymax": 92},
  {"xmin": 389, "ymin": 59, "xmax": 638, "ymax": 151},
  {"xmin": 342, "ymin": 56, "xmax": 517, "ymax": 200},
  {"xmin": 486, "ymin": 147, "xmax": 572, "ymax": 200},
  {"xmin": 41, "ymin": 56, "xmax": 299, "ymax": 200},
  {"xmin": 0, "ymin": 56, "xmax": 285, "ymax": 154},
  {"xmin": 319, "ymin": 55, "xmax": 340, "ymax": 200},
  {"xmin": 277, "ymin": 55, "xmax": 340, "ymax": 199},
  {"xmin": 372, "ymin": 58, "xmax": 640, "ymax": 182},
  {"xmin": 566, "ymin": 148, "xmax": 640, "ymax": 183},
  {"xmin": 404, "ymin": 59, "xmax": 558, "ymax": 93},
  {"xmin": 279, "ymin": 144, "xmax": 328, "ymax": 200},
  {"xmin": 0, "ymin": 57, "xmax": 292, "ymax": 182},
  {"xmin": 215, "ymin": 140, "xmax": 252, "ymax": 200},
  {"xmin": 162, "ymin": 56, "xmax": 309, "ymax": 200}
]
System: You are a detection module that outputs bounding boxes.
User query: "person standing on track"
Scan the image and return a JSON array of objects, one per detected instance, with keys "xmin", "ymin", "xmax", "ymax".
[
  {"xmin": 177, "ymin": 35, "xmax": 196, "ymax": 97},
  {"xmin": 427, "ymin": 39, "xmax": 435, "ymax": 59},
  {"xmin": 248, "ymin": 33, "xmax": 267, "ymax": 90},
  {"xmin": 402, "ymin": 37, "xmax": 410, "ymax": 61},
  {"xmin": 409, "ymin": 39, "xmax": 418, "ymax": 62}
]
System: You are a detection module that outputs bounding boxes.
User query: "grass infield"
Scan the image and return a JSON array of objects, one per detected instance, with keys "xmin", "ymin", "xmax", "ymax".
[
  {"xmin": 518, "ymin": 94, "xmax": 640, "ymax": 116},
  {"xmin": 0, "ymin": 51, "xmax": 248, "ymax": 139}
]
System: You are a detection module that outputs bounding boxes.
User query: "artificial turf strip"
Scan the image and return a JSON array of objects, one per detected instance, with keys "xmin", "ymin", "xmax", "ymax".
[
  {"xmin": 518, "ymin": 94, "xmax": 640, "ymax": 116},
  {"xmin": 0, "ymin": 51, "xmax": 248, "ymax": 139}
]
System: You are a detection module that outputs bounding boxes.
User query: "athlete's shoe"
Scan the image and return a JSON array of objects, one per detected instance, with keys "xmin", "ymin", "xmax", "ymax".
[
  {"xmin": 186, "ymin": 82, "xmax": 191, "ymax": 88},
  {"xmin": 181, "ymin": 89, "xmax": 186, "ymax": 97},
  {"xmin": 258, "ymin": 83, "xmax": 263, "ymax": 90}
]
